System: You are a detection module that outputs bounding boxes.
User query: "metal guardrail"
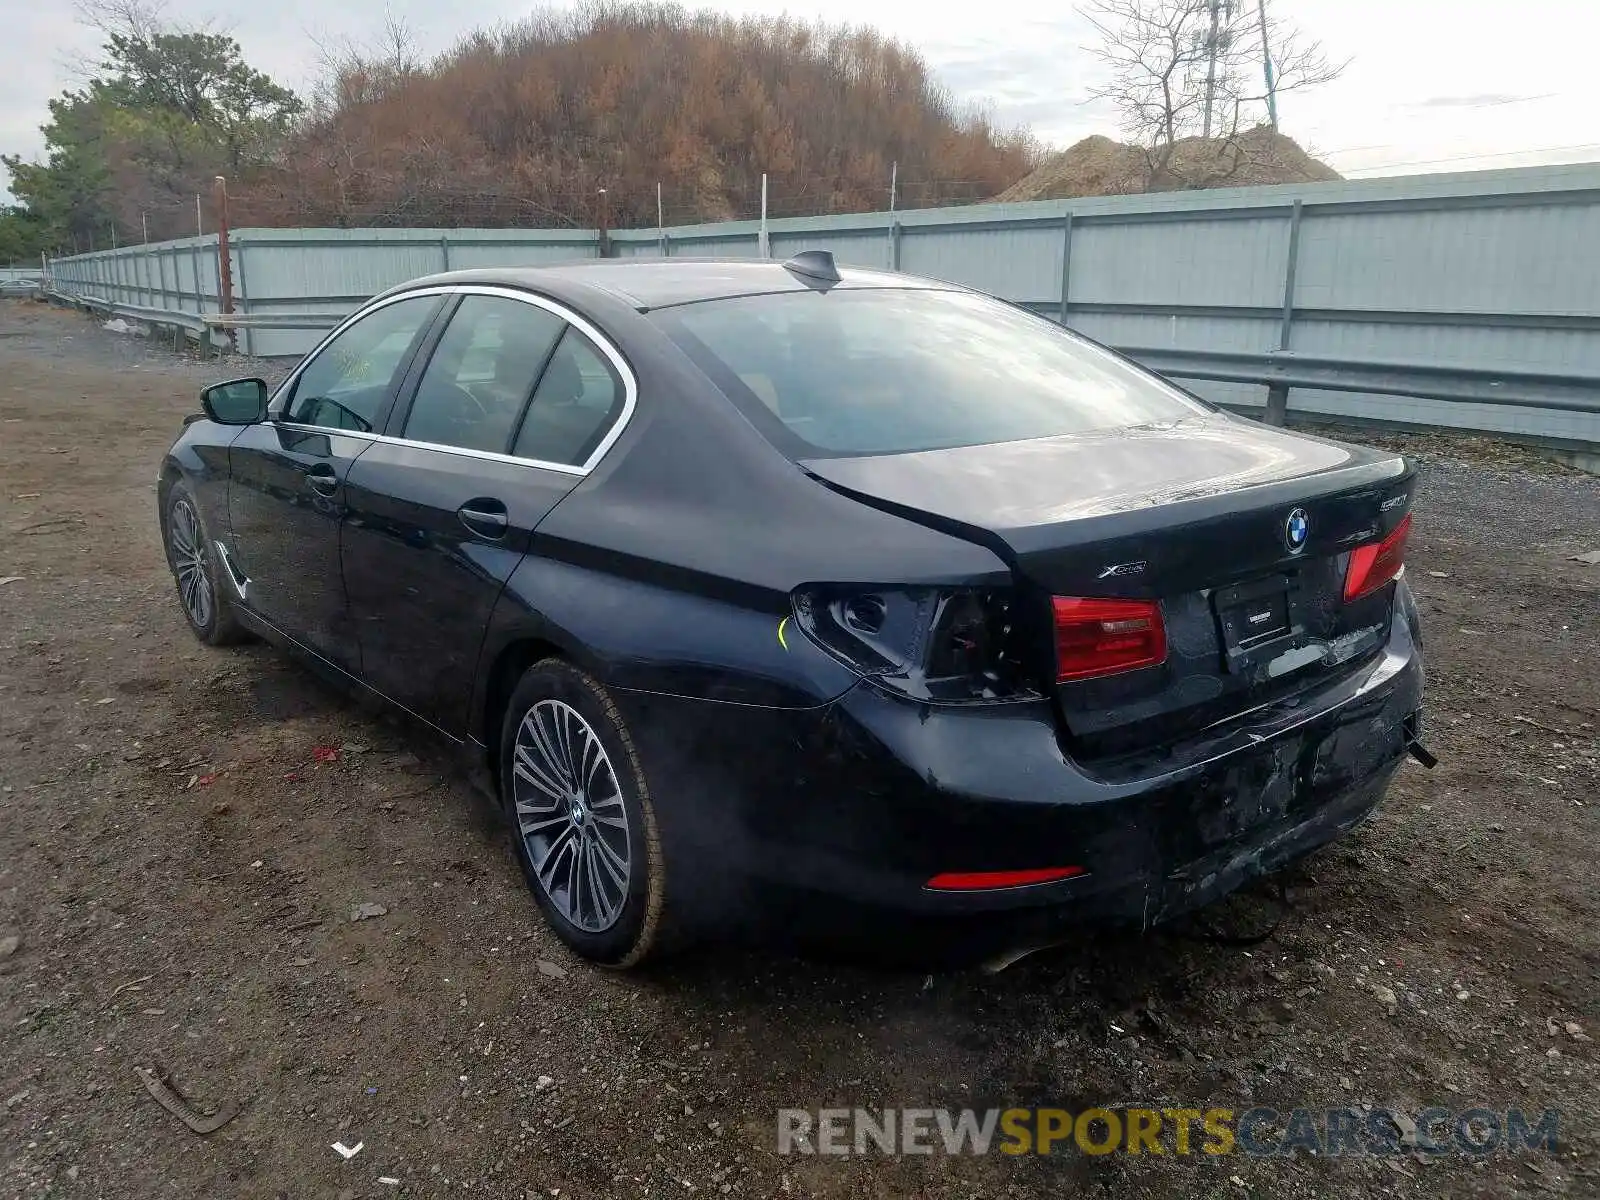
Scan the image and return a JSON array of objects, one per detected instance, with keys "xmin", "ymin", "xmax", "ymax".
[
  {"xmin": 207, "ymin": 311, "xmax": 350, "ymax": 331},
  {"xmin": 48, "ymin": 289, "xmax": 341, "ymax": 336},
  {"xmin": 65, "ymin": 292, "xmax": 210, "ymax": 333},
  {"xmin": 1124, "ymin": 346, "xmax": 1600, "ymax": 419},
  {"xmin": 45, "ymin": 287, "xmax": 216, "ymax": 343}
]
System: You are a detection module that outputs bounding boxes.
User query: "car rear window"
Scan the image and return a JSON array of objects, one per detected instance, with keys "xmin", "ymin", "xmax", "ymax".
[{"xmin": 654, "ymin": 288, "xmax": 1208, "ymax": 457}]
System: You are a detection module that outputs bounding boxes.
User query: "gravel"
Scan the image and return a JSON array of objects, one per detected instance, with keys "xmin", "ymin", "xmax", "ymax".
[{"xmin": 1, "ymin": 299, "xmax": 1596, "ymax": 1199}]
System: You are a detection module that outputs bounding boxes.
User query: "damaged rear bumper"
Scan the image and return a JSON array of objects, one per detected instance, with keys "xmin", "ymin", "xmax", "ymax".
[{"xmin": 614, "ymin": 584, "xmax": 1424, "ymax": 947}]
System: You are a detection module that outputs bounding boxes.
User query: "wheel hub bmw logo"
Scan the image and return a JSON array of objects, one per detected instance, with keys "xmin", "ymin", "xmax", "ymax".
[{"xmin": 1284, "ymin": 507, "xmax": 1310, "ymax": 553}]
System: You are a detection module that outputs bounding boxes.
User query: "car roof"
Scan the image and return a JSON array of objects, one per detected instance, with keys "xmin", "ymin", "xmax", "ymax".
[{"xmin": 387, "ymin": 257, "xmax": 955, "ymax": 311}]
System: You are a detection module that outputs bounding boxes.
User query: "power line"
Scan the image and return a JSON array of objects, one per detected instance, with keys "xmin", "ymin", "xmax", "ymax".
[{"xmin": 1336, "ymin": 142, "xmax": 1600, "ymax": 176}]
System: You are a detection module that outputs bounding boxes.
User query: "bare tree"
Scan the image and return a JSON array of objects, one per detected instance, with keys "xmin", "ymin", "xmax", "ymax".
[
  {"xmin": 309, "ymin": 7, "xmax": 423, "ymax": 114},
  {"xmin": 1081, "ymin": 0, "xmax": 1344, "ymax": 190}
]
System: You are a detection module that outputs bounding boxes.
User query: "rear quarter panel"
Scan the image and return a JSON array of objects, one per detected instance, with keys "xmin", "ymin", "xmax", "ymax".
[
  {"xmin": 478, "ymin": 547, "xmax": 864, "ymax": 713},
  {"xmin": 464, "ymin": 304, "xmax": 1012, "ymax": 750}
]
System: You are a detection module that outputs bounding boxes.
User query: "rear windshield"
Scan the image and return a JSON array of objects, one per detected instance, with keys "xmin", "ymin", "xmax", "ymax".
[{"xmin": 654, "ymin": 288, "xmax": 1208, "ymax": 457}]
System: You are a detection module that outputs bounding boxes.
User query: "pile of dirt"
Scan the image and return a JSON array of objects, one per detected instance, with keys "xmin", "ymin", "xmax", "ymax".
[{"xmin": 995, "ymin": 126, "xmax": 1340, "ymax": 202}]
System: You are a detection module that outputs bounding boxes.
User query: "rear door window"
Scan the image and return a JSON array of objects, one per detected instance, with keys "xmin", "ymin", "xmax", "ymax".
[
  {"xmin": 510, "ymin": 328, "xmax": 626, "ymax": 468},
  {"xmin": 655, "ymin": 288, "xmax": 1208, "ymax": 457},
  {"xmin": 402, "ymin": 295, "xmax": 566, "ymax": 454}
]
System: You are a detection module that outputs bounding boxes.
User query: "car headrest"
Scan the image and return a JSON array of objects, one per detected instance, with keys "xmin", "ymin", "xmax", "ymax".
[{"xmin": 540, "ymin": 345, "xmax": 584, "ymax": 405}]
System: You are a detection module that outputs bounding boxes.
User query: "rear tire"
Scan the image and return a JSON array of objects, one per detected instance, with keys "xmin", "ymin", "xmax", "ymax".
[
  {"xmin": 163, "ymin": 479, "xmax": 248, "ymax": 647},
  {"xmin": 500, "ymin": 659, "xmax": 674, "ymax": 967}
]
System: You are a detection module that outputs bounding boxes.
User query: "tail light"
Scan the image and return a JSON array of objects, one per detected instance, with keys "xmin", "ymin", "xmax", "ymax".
[
  {"xmin": 791, "ymin": 585, "xmax": 1033, "ymax": 702},
  {"xmin": 1344, "ymin": 514, "xmax": 1411, "ymax": 602},
  {"xmin": 1052, "ymin": 596, "xmax": 1167, "ymax": 682}
]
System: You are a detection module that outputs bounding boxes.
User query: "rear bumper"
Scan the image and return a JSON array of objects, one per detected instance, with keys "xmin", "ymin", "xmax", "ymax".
[{"xmin": 614, "ymin": 587, "xmax": 1423, "ymax": 942}]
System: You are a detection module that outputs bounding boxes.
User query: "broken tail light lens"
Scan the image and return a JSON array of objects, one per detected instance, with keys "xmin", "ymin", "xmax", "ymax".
[
  {"xmin": 1052, "ymin": 596, "xmax": 1167, "ymax": 683},
  {"xmin": 1344, "ymin": 514, "xmax": 1412, "ymax": 602},
  {"xmin": 791, "ymin": 586, "xmax": 1032, "ymax": 701}
]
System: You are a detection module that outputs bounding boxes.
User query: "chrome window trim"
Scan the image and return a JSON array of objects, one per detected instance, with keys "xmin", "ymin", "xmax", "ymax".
[
  {"xmin": 272, "ymin": 422, "xmax": 586, "ymax": 477},
  {"xmin": 268, "ymin": 283, "xmax": 639, "ymax": 476}
]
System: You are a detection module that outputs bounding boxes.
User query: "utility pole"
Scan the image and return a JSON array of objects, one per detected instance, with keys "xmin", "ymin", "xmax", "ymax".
[
  {"xmin": 758, "ymin": 173, "xmax": 769, "ymax": 258},
  {"xmin": 214, "ymin": 176, "xmax": 235, "ymax": 351},
  {"xmin": 889, "ymin": 161, "xmax": 898, "ymax": 213},
  {"xmin": 1201, "ymin": 0, "xmax": 1223, "ymax": 140},
  {"xmin": 1257, "ymin": 0, "xmax": 1279, "ymax": 130}
]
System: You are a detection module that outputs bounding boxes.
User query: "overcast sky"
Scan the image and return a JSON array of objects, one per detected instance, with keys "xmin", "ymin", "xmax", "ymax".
[{"xmin": 4, "ymin": 0, "xmax": 1596, "ymax": 203}]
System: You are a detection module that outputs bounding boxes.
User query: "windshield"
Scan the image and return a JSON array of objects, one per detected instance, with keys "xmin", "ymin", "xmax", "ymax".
[{"xmin": 655, "ymin": 288, "xmax": 1209, "ymax": 457}]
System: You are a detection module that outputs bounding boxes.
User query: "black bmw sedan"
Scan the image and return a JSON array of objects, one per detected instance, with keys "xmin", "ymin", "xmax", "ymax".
[{"xmin": 159, "ymin": 253, "xmax": 1424, "ymax": 967}]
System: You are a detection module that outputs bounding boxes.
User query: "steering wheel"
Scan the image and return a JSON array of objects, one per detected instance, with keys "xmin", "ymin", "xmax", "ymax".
[{"xmin": 447, "ymin": 382, "xmax": 493, "ymax": 421}]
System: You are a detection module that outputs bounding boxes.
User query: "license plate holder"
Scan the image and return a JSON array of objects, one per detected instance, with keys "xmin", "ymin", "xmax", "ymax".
[{"xmin": 1214, "ymin": 575, "xmax": 1296, "ymax": 671}]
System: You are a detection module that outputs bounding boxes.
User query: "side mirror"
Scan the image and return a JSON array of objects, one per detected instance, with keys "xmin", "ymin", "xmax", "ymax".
[{"xmin": 200, "ymin": 378, "xmax": 268, "ymax": 425}]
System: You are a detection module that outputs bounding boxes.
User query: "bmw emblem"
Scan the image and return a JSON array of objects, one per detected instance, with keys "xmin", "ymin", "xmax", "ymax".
[{"xmin": 1284, "ymin": 507, "xmax": 1310, "ymax": 553}]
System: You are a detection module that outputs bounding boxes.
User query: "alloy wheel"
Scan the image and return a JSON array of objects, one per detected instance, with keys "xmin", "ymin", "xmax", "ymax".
[
  {"xmin": 168, "ymin": 498, "xmax": 214, "ymax": 630},
  {"xmin": 511, "ymin": 699, "xmax": 632, "ymax": 933}
]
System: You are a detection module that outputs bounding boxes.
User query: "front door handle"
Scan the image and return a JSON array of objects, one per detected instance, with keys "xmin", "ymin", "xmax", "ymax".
[
  {"xmin": 458, "ymin": 498, "xmax": 509, "ymax": 540},
  {"xmin": 306, "ymin": 464, "xmax": 339, "ymax": 496}
]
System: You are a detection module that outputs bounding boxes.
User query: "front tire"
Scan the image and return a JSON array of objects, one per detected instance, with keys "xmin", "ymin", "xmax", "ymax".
[
  {"xmin": 163, "ymin": 479, "xmax": 247, "ymax": 646},
  {"xmin": 500, "ymin": 660, "xmax": 673, "ymax": 967}
]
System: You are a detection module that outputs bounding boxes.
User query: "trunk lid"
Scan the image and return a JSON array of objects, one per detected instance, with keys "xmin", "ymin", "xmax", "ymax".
[{"xmin": 802, "ymin": 415, "xmax": 1416, "ymax": 755}]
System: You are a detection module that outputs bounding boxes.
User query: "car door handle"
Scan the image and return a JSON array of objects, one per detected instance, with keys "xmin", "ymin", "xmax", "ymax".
[
  {"xmin": 306, "ymin": 464, "xmax": 339, "ymax": 496},
  {"xmin": 458, "ymin": 498, "xmax": 509, "ymax": 540}
]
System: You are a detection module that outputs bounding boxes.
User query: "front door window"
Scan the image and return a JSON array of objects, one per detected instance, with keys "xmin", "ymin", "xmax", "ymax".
[{"xmin": 285, "ymin": 296, "xmax": 440, "ymax": 432}]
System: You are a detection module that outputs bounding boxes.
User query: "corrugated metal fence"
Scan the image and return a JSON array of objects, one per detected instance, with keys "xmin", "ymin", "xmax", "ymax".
[{"xmin": 43, "ymin": 162, "xmax": 1600, "ymax": 448}]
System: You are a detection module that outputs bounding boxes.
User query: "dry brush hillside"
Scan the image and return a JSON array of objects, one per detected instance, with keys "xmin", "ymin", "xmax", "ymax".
[{"xmin": 240, "ymin": 5, "xmax": 1039, "ymax": 229}]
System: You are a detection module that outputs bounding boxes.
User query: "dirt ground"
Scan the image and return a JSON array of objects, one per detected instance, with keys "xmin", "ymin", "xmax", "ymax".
[{"xmin": 1, "ymin": 298, "xmax": 1597, "ymax": 1199}]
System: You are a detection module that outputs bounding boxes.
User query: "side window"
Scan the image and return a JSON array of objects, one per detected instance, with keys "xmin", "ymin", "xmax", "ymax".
[
  {"xmin": 286, "ymin": 296, "xmax": 439, "ymax": 431},
  {"xmin": 402, "ymin": 296, "xmax": 565, "ymax": 453},
  {"xmin": 511, "ymin": 328, "xmax": 626, "ymax": 467}
]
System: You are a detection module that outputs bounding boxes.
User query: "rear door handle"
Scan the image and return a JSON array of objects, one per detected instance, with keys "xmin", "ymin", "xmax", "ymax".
[
  {"xmin": 458, "ymin": 498, "xmax": 509, "ymax": 540},
  {"xmin": 306, "ymin": 464, "xmax": 339, "ymax": 496}
]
